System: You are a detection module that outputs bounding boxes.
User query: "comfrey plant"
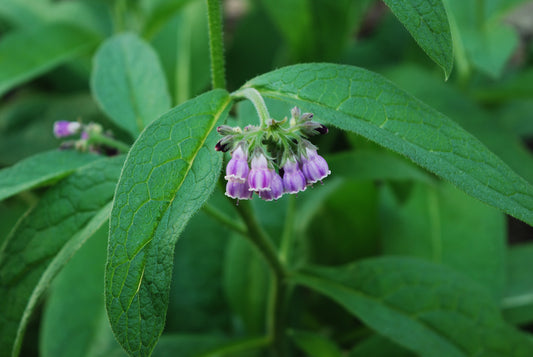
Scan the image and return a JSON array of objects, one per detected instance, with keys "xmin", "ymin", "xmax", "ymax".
[
  {"xmin": 217, "ymin": 106, "xmax": 330, "ymax": 202},
  {"xmin": 2, "ymin": 0, "xmax": 533, "ymax": 357}
]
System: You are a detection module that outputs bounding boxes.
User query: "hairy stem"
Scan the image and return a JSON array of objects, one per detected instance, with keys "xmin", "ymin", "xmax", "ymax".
[
  {"xmin": 206, "ymin": 0, "xmax": 226, "ymax": 89},
  {"xmin": 202, "ymin": 203, "xmax": 247, "ymax": 236},
  {"xmin": 231, "ymin": 88, "xmax": 271, "ymax": 127}
]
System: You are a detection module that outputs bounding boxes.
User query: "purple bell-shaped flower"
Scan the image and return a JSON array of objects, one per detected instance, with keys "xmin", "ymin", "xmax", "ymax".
[
  {"xmin": 248, "ymin": 152, "xmax": 272, "ymax": 192},
  {"xmin": 282, "ymin": 156, "xmax": 307, "ymax": 194},
  {"xmin": 259, "ymin": 170, "xmax": 284, "ymax": 201},
  {"xmin": 300, "ymin": 147, "xmax": 331, "ymax": 184},
  {"xmin": 225, "ymin": 145, "xmax": 249, "ymax": 183}
]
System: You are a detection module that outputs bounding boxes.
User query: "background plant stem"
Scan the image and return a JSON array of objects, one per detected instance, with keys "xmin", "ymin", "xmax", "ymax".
[{"xmin": 206, "ymin": 0, "xmax": 226, "ymax": 89}]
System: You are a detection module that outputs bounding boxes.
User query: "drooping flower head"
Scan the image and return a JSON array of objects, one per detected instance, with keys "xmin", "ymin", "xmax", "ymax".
[{"xmin": 216, "ymin": 105, "xmax": 330, "ymax": 202}]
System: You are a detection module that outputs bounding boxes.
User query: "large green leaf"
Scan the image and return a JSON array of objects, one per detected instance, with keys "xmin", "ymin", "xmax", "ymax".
[
  {"xmin": 0, "ymin": 24, "xmax": 100, "ymax": 97},
  {"xmin": 0, "ymin": 150, "xmax": 100, "ymax": 202},
  {"xmin": 91, "ymin": 33, "xmax": 171, "ymax": 138},
  {"xmin": 380, "ymin": 182, "xmax": 506, "ymax": 297},
  {"xmin": 40, "ymin": 224, "xmax": 126, "ymax": 357},
  {"xmin": 0, "ymin": 156, "xmax": 123, "ymax": 357},
  {"xmin": 383, "ymin": 0, "xmax": 453, "ymax": 78},
  {"xmin": 292, "ymin": 257, "xmax": 533, "ymax": 356},
  {"xmin": 242, "ymin": 63, "xmax": 533, "ymax": 226},
  {"xmin": 105, "ymin": 90, "xmax": 231, "ymax": 356}
]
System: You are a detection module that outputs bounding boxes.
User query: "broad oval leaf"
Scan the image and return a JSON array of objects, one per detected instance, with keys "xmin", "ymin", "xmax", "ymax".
[
  {"xmin": 105, "ymin": 89, "xmax": 231, "ymax": 356},
  {"xmin": 0, "ymin": 150, "xmax": 100, "ymax": 202},
  {"xmin": 0, "ymin": 156, "xmax": 123, "ymax": 357},
  {"xmin": 243, "ymin": 63, "xmax": 533, "ymax": 226},
  {"xmin": 91, "ymin": 33, "xmax": 171, "ymax": 138},
  {"xmin": 292, "ymin": 257, "xmax": 533, "ymax": 357},
  {"xmin": 0, "ymin": 24, "xmax": 100, "ymax": 98},
  {"xmin": 383, "ymin": 0, "xmax": 453, "ymax": 78}
]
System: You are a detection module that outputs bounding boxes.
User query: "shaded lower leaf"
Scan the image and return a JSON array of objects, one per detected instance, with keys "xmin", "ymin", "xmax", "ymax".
[
  {"xmin": 292, "ymin": 257, "xmax": 533, "ymax": 357},
  {"xmin": 40, "ymin": 223, "xmax": 126, "ymax": 357},
  {"xmin": 151, "ymin": 334, "xmax": 267, "ymax": 357},
  {"xmin": 0, "ymin": 156, "xmax": 123, "ymax": 357},
  {"xmin": 349, "ymin": 335, "xmax": 415, "ymax": 357},
  {"xmin": 105, "ymin": 90, "xmax": 231, "ymax": 356},
  {"xmin": 379, "ymin": 182, "xmax": 506, "ymax": 297},
  {"xmin": 0, "ymin": 150, "xmax": 100, "ymax": 202},
  {"xmin": 244, "ymin": 63, "xmax": 533, "ymax": 226},
  {"xmin": 502, "ymin": 242, "xmax": 533, "ymax": 325},
  {"xmin": 0, "ymin": 24, "xmax": 100, "ymax": 97},
  {"xmin": 289, "ymin": 330, "xmax": 343, "ymax": 357}
]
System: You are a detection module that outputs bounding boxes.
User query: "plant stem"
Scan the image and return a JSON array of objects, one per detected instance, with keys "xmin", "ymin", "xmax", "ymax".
[
  {"xmin": 202, "ymin": 203, "xmax": 247, "ymax": 236},
  {"xmin": 231, "ymin": 88, "xmax": 271, "ymax": 127},
  {"xmin": 233, "ymin": 201, "xmax": 285, "ymax": 280},
  {"xmin": 88, "ymin": 133, "xmax": 130, "ymax": 153},
  {"xmin": 232, "ymin": 201, "xmax": 288, "ymax": 356},
  {"xmin": 206, "ymin": 0, "xmax": 226, "ymax": 89}
]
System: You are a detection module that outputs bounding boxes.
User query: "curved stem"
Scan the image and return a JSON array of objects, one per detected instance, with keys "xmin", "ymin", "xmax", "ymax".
[
  {"xmin": 88, "ymin": 133, "xmax": 130, "ymax": 153},
  {"xmin": 231, "ymin": 88, "xmax": 271, "ymax": 127},
  {"xmin": 206, "ymin": 0, "xmax": 226, "ymax": 89},
  {"xmin": 233, "ymin": 201, "xmax": 285, "ymax": 280}
]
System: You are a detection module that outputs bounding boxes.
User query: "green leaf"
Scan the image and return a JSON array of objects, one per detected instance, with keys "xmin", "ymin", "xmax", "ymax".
[
  {"xmin": 384, "ymin": 65, "xmax": 533, "ymax": 185},
  {"xmin": 0, "ymin": 156, "xmax": 123, "ymax": 357},
  {"xmin": 502, "ymin": 243, "xmax": 533, "ymax": 325},
  {"xmin": 380, "ymin": 182, "xmax": 506, "ymax": 297},
  {"xmin": 443, "ymin": 0, "xmax": 520, "ymax": 78},
  {"xmin": 91, "ymin": 33, "xmax": 171, "ymax": 137},
  {"xmin": 0, "ymin": 150, "xmax": 100, "ymax": 202},
  {"xmin": 0, "ymin": 24, "xmax": 100, "ymax": 97},
  {"xmin": 292, "ymin": 257, "xmax": 533, "ymax": 357},
  {"xmin": 243, "ymin": 63, "xmax": 533, "ymax": 226},
  {"xmin": 327, "ymin": 150, "xmax": 433, "ymax": 183},
  {"xmin": 383, "ymin": 0, "xmax": 453, "ymax": 78},
  {"xmin": 105, "ymin": 90, "xmax": 231, "ymax": 356},
  {"xmin": 290, "ymin": 330, "xmax": 343, "ymax": 357},
  {"xmin": 140, "ymin": 0, "xmax": 194, "ymax": 39},
  {"xmin": 40, "ymin": 223, "xmax": 126, "ymax": 357}
]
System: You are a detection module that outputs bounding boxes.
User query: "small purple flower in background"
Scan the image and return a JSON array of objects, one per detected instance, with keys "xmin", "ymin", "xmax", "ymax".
[
  {"xmin": 282, "ymin": 156, "xmax": 307, "ymax": 194},
  {"xmin": 225, "ymin": 145, "xmax": 249, "ymax": 183},
  {"xmin": 226, "ymin": 180, "xmax": 253, "ymax": 200},
  {"xmin": 300, "ymin": 147, "xmax": 331, "ymax": 184},
  {"xmin": 53, "ymin": 121, "xmax": 81, "ymax": 138},
  {"xmin": 259, "ymin": 170, "xmax": 284, "ymax": 201},
  {"xmin": 248, "ymin": 152, "xmax": 272, "ymax": 192}
]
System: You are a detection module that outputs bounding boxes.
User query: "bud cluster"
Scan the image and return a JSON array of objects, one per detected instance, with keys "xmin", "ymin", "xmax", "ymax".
[
  {"xmin": 216, "ymin": 107, "xmax": 331, "ymax": 202},
  {"xmin": 53, "ymin": 120, "xmax": 117, "ymax": 155}
]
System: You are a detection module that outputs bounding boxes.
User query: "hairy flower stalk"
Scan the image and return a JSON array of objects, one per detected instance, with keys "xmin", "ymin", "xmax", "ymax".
[
  {"xmin": 216, "ymin": 105, "xmax": 331, "ymax": 201},
  {"xmin": 53, "ymin": 120, "xmax": 129, "ymax": 154}
]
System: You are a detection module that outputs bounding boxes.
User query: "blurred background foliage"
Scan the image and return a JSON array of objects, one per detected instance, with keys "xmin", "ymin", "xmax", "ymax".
[{"xmin": 1, "ymin": 0, "xmax": 533, "ymax": 356}]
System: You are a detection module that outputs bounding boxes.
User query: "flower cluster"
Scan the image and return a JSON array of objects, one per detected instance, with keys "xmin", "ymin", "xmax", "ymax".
[
  {"xmin": 216, "ymin": 107, "xmax": 330, "ymax": 202},
  {"xmin": 53, "ymin": 120, "xmax": 117, "ymax": 155}
]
